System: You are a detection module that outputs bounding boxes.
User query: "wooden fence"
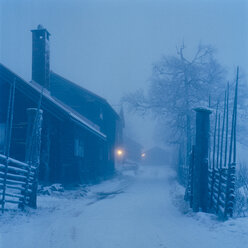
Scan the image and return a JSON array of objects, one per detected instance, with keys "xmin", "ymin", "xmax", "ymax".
[
  {"xmin": 0, "ymin": 154, "xmax": 37, "ymax": 211},
  {"xmin": 208, "ymin": 164, "xmax": 236, "ymax": 218},
  {"xmin": 0, "ymin": 78, "xmax": 43, "ymax": 213},
  {"xmin": 186, "ymin": 151, "xmax": 236, "ymax": 219},
  {"xmin": 184, "ymin": 67, "xmax": 239, "ymax": 220}
]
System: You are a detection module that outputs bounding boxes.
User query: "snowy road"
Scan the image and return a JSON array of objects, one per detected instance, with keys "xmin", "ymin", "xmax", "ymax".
[{"xmin": 0, "ymin": 165, "xmax": 248, "ymax": 248}]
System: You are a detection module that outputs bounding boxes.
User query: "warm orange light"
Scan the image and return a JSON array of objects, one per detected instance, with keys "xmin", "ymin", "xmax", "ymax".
[
  {"xmin": 116, "ymin": 149, "xmax": 124, "ymax": 156},
  {"xmin": 141, "ymin": 153, "xmax": 146, "ymax": 158}
]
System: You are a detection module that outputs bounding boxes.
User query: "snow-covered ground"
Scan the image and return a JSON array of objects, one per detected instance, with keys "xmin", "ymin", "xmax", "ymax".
[{"xmin": 0, "ymin": 165, "xmax": 248, "ymax": 248}]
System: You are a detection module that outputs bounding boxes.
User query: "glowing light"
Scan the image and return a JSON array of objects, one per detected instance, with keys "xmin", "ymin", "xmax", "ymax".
[
  {"xmin": 141, "ymin": 153, "xmax": 146, "ymax": 158},
  {"xmin": 116, "ymin": 149, "xmax": 124, "ymax": 156}
]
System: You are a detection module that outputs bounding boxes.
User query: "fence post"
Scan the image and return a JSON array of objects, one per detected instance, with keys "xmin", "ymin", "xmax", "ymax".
[
  {"xmin": 192, "ymin": 107, "xmax": 212, "ymax": 212},
  {"xmin": 189, "ymin": 145, "xmax": 195, "ymax": 208},
  {"xmin": 25, "ymin": 108, "xmax": 43, "ymax": 208},
  {"xmin": 225, "ymin": 163, "xmax": 236, "ymax": 217}
]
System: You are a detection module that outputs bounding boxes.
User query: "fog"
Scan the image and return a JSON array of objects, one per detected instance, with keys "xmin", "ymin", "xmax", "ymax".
[
  {"xmin": 1, "ymin": 2, "xmax": 248, "ymax": 244},
  {"xmin": 1, "ymin": 0, "xmax": 247, "ymax": 148}
]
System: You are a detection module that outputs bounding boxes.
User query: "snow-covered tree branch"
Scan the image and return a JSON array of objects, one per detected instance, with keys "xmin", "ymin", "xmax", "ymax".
[{"xmin": 124, "ymin": 44, "xmax": 226, "ymax": 145}]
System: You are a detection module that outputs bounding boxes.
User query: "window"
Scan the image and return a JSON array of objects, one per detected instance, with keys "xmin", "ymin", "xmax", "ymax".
[
  {"xmin": 74, "ymin": 138, "xmax": 84, "ymax": 158},
  {"xmin": 99, "ymin": 106, "xmax": 103, "ymax": 120},
  {"xmin": 0, "ymin": 123, "xmax": 5, "ymax": 153}
]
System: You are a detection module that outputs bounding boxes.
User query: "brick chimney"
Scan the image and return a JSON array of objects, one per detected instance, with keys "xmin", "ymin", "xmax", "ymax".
[{"xmin": 31, "ymin": 25, "xmax": 50, "ymax": 90}]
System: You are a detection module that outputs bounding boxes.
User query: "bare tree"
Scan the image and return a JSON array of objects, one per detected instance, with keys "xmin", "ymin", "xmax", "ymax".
[{"xmin": 124, "ymin": 44, "xmax": 226, "ymax": 151}]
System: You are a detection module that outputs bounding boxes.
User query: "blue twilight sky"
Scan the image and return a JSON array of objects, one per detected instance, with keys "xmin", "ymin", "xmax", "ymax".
[{"xmin": 0, "ymin": 0, "xmax": 247, "ymax": 148}]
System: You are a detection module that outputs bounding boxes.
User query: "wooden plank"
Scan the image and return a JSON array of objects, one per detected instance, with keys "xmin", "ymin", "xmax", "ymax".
[
  {"xmin": 0, "ymin": 164, "xmax": 29, "ymax": 175},
  {"xmin": 220, "ymin": 183, "xmax": 227, "ymax": 190},
  {"xmin": 0, "ymin": 154, "xmax": 36, "ymax": 171},
  {"xmin": 221, "ymin": 175, "xmax": 227, "ymax": 182},
  {"xmin": 213, "ymin": 192, "xmax": 218, "ymax": 200},
  {"xmin": 219, "ymin": 197, "xmax": 226, "ymax": 207},
  {"xmin": 0, "ymin": 171, "xmax": 35, "ymax": 182},
  {"xmin": 6, "ymin": 184, "xmax": 32, "ymax": 192},
  {"xmin": 4, "ymin": 199, "xmax": 22, "ymax": 204},
  {"xmin": 0, "ymin": 178, "xmax": 33, "ymax": 186},
  {"xmin": 218, "ymin": 205, "xmax": 225, "ymax": 216},
  {"xmin": 213, "ymin": 185, "xmax": 219, "ymax": 193},
  {"xmin": 0, "ymin": 171, "xmax": 28, "ymax": 182},
  {"xmin": 1, "ymin": 192, "xmax": 23, "ymax": 199},
  {"xmin": 0, "ymin": 154, "xmax": 28, "ymax": 167},
  {"xmin": 0, "ymin": 199, "xmax": 23, "ymax": 205}
]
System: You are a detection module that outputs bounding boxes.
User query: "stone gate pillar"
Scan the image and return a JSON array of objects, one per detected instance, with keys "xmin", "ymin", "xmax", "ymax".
[{"xmin": 192, "ymin": 107, "xmax": 212, "ymax": 212}]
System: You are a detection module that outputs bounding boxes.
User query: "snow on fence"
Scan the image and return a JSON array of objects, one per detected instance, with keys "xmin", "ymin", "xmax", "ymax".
[
  {"xmin": 0, "ymin": 154, "xmax": 37, "ymax": 211},
  {"xmin": 185, "ymin": 67, "xmax": 239, "ymax": 220},
  {"xmin": 0, "ymin": 80, "xmax": 43, "ymax": 213},
  {"xmin": 208, "ymin": 165, "xmax": 235, "ymax": 218}
]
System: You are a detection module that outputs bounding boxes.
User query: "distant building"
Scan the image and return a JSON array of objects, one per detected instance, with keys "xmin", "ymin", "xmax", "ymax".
[
  {"xmin": 141, "ymin": 146, "xmax": 169, "ymax": 165},
  {"xmin": 123, "ymin": 136, "xmax": 143, "ymax": 163},
  {"xmin": 0, "ymin": 25, "xmax": 121, "ymax": 184},
  {"xmin": 114, "ymin": 107, "xmax": 143, "ymax": 164}
]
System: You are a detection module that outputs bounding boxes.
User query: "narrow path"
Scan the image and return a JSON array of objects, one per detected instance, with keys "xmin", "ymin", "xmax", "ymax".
[{"xmin": 1, "ymin": 165, "xmax": 248, "ymax": 248}]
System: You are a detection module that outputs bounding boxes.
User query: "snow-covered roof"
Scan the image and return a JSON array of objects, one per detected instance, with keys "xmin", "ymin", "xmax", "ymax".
[
  {"xmin": 50, "ymin": 71, "xmax": 119, "ymax": 119},
  {"xmin": 0, "ymin": 63, "xmax": 106, "ymax": 140}
]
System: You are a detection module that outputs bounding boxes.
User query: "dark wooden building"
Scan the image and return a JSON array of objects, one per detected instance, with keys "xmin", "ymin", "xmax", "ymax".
[{"xmin": 0, "ymin": 25, "xmax": 121, "ymax": 184}]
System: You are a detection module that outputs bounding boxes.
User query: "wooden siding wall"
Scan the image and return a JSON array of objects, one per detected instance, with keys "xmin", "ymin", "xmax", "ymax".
[
  {"xmin": 1, "ymin": 70, "xmax": 118, "ymax": 185},
  {"xmin": 0, "ymin": 81, "xmax": 9, "ymax": 123},
  {"xmin": 50, "ymin": 74, "xmax": 119, "ymax": 177},
  {"xmin": 59, "ymin": 121, "xmax": 75, "ymax": 183},
  {"xmin": 73, "ymin": 126, "xmax": 108, "ymax": 184},
  {"xmin": 40, "ymin": 114, "xmax": 62, "ymax": 183},
  {"xmin": 11, "ymin": 89, "xmax": 36, "ymax": 161}
]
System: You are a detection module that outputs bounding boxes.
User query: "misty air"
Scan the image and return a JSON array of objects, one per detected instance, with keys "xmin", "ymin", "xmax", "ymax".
[{"xmin": 0, "ymin": 0, "xmax": 248, "ymax": 247}]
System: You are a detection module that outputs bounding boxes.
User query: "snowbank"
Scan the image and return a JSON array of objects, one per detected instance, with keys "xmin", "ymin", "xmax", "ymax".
[{"xmin": 0, "ymin": 165, "xmax": 248, "ymax": 248}]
